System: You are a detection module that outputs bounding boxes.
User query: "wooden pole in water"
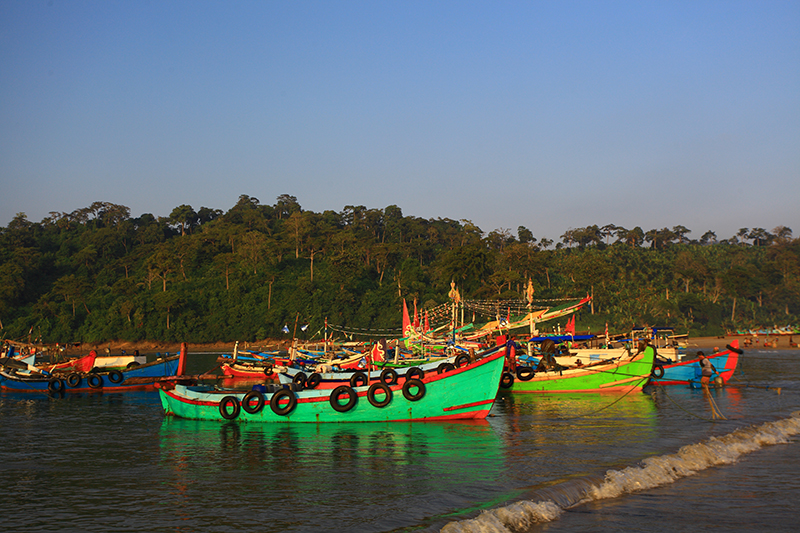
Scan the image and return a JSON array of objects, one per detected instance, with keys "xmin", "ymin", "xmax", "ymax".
[{"xmin": 176, "ymin": 342, "xmax": 188, "ymax": 376}]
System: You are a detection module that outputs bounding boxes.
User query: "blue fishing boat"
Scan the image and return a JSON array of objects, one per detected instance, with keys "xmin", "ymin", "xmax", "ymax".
[
  {"xmin": 0, "ymin": 346, "xmax": 186, "ymax": 393},
  {"xmin": 649, "ymin": 340, "xmax": 742, "ymax": 386}
]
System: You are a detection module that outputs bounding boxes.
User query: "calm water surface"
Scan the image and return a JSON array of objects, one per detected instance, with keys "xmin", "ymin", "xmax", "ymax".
[{"xmin": 2, "ymin": 349, "xmax": 798, "ymax": 532}]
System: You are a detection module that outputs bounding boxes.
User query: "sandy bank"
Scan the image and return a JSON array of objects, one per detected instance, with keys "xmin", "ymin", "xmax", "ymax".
[
  {"xmin": 61, "ymin": 339, "xmax": 290, "ymax": 357},
  {"xmin": 685, "ymin": 335, "xmax": 797, "ymax": 352}
]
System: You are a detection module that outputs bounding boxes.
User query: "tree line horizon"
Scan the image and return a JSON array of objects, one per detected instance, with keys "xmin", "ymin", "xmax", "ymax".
[{"xmin": 1, "ymin": 194, "xmax": 797, "ymax": 345}]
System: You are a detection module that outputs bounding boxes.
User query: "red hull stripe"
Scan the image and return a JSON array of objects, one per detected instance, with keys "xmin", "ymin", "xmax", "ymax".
[{"xmin": 443, "ymin": 399, "xmax": 495, "ymax": 412}]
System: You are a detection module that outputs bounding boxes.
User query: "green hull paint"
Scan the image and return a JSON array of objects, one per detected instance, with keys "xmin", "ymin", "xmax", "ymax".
[
  {"xmin": 505, "ymin": 347, "xmax": 655, "ymax": 393},
  {"xmin": 159, "ymin": 349, "xmax": 505, "ymax": 423}
]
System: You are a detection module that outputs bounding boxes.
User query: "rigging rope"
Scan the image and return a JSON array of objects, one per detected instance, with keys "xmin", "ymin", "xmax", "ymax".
[{"xmin": 549, "ymin": 376, "xmax": 650, "ymax": 420}]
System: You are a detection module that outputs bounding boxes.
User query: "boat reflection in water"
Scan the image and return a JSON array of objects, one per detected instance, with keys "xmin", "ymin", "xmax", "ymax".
[
  {"xmin": 157, "ymin": 417, "xmax": 506, "ymax": 532},
  {"xmin": 498, "ymin": 390, "xmax": 657, "ymax": 424},
  {"xmin": 493, "ymin": 392, "xmax": 659, "ymax": 471}
]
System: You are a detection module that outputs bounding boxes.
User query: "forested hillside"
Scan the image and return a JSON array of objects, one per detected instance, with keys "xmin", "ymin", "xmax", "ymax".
[{"xmin": 1, "ymin": 194, "xmax": 797, "ymax": 344}]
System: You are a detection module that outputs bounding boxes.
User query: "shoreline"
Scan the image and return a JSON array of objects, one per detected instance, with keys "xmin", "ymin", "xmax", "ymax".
[
  {"xmin": 56, "ymin": 334, "xmax": 798, "ymax": 358},
  {"xmin": 683, "ymin": 335, "xmax": 797, "ymax": 352},
  {"xmin": 57, "ymin": 339, "xmax": 289, "ymax": 357}
]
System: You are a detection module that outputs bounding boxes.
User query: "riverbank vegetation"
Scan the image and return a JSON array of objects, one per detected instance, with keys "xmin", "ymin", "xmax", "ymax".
[{"xmin": 1, "ymin": 195, "xmax": 797, "ymax": 344}]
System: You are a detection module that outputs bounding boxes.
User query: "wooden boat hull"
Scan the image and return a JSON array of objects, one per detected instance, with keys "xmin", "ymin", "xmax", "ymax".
[
  {"xmin": 158, "ymin": 349, "xmax": 505, "ymax": 423},
  {"xmin": 37, "ymin": 351, "xmax": 98, "ymax": 373},
  {"xmin": 277, "ymin": 352, "xmax": 470, "ymax": 390},
  {"xmin": 221, "ymin": 362, "xmax": 275, "ymax": 378},
  {"xmin": 650, "ymin": 340, "xmax": 741, "ymax": 386},
  {"xmin": 503, "ymin": 346, "xmax": 655, "ymax": 393},
  {"xmin": 93, "ymin": 354, "xmax": 148, "ymax": 369}
]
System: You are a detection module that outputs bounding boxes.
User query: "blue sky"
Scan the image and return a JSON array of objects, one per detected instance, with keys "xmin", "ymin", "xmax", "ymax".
[{"xmin": 2, "ymin": 1, "xmax": 798, "ymax": 244}]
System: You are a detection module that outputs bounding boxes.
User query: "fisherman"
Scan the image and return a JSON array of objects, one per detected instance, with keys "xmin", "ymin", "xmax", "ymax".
[{"xmin": 698, "ymin": 352, "xmax": 716, "ymax": 387}]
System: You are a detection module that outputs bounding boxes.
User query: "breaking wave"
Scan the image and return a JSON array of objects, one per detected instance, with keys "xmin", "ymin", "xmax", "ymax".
[{"xmin": 441, "ymin": 411, "xmax": 800, "ymax": 533}]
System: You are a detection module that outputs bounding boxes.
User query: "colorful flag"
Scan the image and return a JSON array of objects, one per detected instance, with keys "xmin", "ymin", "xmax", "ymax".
[
  {"xmin": 565, "ymin": 316, "xmax": 576, "ymax": 335},
  {"xmin": 448, "ymin": 281, "xmax": 460, "ymax": 303},
  {"xmin": 402, "ymin": 299, "xmax": 413, "ymax": 345},
  {"xmin": 371, "ymin": 339, "xmax": 387, "ymax": 363}
]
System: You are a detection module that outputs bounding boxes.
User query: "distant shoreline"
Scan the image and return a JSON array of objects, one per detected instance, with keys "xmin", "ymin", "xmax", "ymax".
[
  {"xmin": 52, "ymin": 333, "xmax": 797, "ymax": 358},
  {"xmin": 685, "ymin": 335, "xmax": 797, "ymax": 352}
]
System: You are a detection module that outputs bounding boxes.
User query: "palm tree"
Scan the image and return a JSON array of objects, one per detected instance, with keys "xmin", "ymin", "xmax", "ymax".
[
  {"xmin": 748, "ymin": 228, "xmax": 770, "ymax": 247},
  {"xmin": 699, "ymin": 230, "xmax": 717, "ymax": 245},
  {"xmin": 736, "ymin": 228, "xmax": 750, "ymax": 245},
  {"xmin": 601, "ymin": 224, "xmax": 618, "ymax": 245}
]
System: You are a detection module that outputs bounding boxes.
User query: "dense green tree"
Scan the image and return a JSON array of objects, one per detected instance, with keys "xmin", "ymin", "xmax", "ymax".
[
  {"xmin": 169, "ymin": 205, "xmax": 198, "ymax": 236},
  {"xmin": 1, "ymin": 198, "xmax": 797, "ymax": 343}
]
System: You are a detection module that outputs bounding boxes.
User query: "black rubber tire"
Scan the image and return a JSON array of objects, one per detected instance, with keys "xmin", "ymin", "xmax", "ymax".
[
  {"xmin": 108, "ymin": 370, "xmax": 124, "ymax": 384},
  {"xmin": 350, "ymin": 371, "xmax": 368, "ymax": 388},
  {"xmin": 219, "ymin": 396, "xmax": 240, "ymax": 420},
  {"xmin": 367, "ymin": 382, "xmax": 392, "ymax": 408},
  {"xmin": 305, "ymin": 373, "xmax": 322, "ymax": 389},
  {"xmin": 516, "ymin": 366, "xmax": 535, "ymax": 381},
  {"xmin": 87, "ymin": 374, "xmax": 103, "ymax": 389},
  {"xmin": 292, "ymin": 372, "xmax": 307, "ymax": 387},
  {"xmin": 330, "ymin": 385, "xmax": 357, "ymax": 412},
  {"xmin": 270, "ymin": 389, "xmax": 297, "ymax": 416},
  {"xmin": 437, "ymin": 362, "xmax": 456, "ymax": 374},
  {"xmin": 454, "ymin": 354, "xmax": 470, "ymax": 368},
  {"xmin": 48, "ymin": 378, "xmax": 65, "ymax": 393},
  {"xmin": 404, "ymin": 367, "xmax": 424, "ymax": 382},
  {"xmin": 241, "ymin": 390, "xmax": 265, "ymax": 414},
  {"xmin": 727, "ymin": 344, "xmax": 744, "ymax": 355},
  {"xmin": 66, "ymin": 373, "xmax": 82, "ymax": 388},
  {"xmin": 500, "ymin": 371, "xmax": 514, "ymax": 389},
  {"xmin": 263, "ymin": 363, "xmax": 274, "ymax": 376},
  {"xmin": 402, "ymin": 378, "xmax": 426, "ymax": 401},
  {"xmin": 651, "ymin": 365, "xmax": 665, "ymax": 379},
  {"xmin": 379, "ymin": 368, "xmax": 398, "ymax": 386},
  {"xmin": 126, "ymin": 361, "xmax": 140, "ymax": 369}
]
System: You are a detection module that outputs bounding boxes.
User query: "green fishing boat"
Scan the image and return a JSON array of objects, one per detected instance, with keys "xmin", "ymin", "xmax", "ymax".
[
  {"xmin": 158, "ymin": 347, "xmax": 505, "ymax": 423},
  {"xmin": 500, "ymin": 343, "xmax": 656, "ymax": 393}
]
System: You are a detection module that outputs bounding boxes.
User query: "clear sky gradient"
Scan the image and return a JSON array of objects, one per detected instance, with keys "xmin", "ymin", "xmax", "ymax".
[{"xmin": 2, "ymin": 1, "xmax": 798, "ymax": 243}]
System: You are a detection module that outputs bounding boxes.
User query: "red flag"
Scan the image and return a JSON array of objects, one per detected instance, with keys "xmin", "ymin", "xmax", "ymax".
[
  {"xmin": 565, "ymin": 316, "xmax": 575, "ymax": 335},
  {"xmin": 402, "ymin": 299, "xmax": 413, "ymax": 338},
  {"xmin": 413, "ymin": 299, "xmax": 419, "ymax": 328},
  {"xmin": 424, "ymin": 311, "xmax": 430, "ymax": 333},
  {"xmin": 370, "ymin": 340, "xmax": 386, "ymax": 363}
]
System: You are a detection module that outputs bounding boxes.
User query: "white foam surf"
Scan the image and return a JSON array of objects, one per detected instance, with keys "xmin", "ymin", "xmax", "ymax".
[{"xmin": 441, "ymin": 411, "xmax": 800, "ymax": 532}]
